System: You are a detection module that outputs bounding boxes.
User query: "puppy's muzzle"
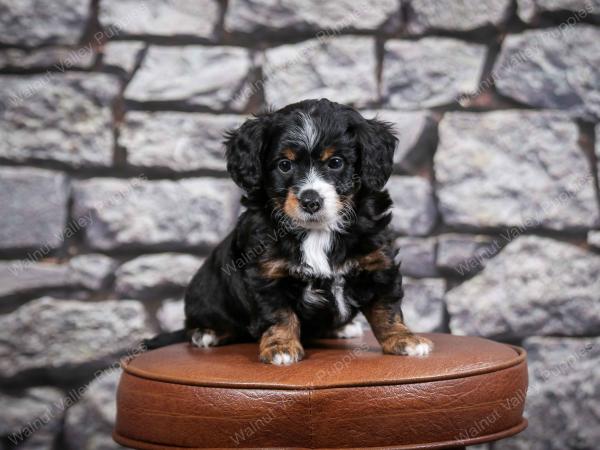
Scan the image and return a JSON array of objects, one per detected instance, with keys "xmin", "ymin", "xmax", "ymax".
[{"xmin": 299, "ymin": 189, "xmax": 323, "ymax": 214}]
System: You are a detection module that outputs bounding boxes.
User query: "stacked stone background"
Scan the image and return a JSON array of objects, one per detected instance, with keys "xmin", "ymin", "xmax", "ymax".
[{"xmin": 1, "ymin": 0, "xmax": 599, "ymax": 449}]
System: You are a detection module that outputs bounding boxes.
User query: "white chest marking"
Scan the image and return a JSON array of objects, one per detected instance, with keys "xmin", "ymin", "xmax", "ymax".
[{"xmin": 301, "ymin": 230, "xmax": 332, "ymax": 277}]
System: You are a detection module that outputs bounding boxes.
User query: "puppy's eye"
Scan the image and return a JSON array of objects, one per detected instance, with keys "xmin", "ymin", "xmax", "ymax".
[
  {"xmin": 327, "ymin": 157, "xmax": 344, "ymax": 170},
  {"xmin": 278, "ymin": 159, "xmax": 292, "ymax": 173}
]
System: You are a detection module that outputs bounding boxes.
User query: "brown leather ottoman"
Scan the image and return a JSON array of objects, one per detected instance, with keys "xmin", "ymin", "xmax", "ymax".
[{"xmin": 114, "ymin": 332, "xmax": 527, "ymax": 449}]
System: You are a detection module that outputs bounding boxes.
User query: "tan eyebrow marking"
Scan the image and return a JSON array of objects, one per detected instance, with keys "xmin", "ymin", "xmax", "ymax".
[
  {"xmin": 282, "ymin": 148, "xmax": 297, "ymax": 160},
  {"xmin": 320, "ymin": 147, "xmax": 335, "ymax": 161}
]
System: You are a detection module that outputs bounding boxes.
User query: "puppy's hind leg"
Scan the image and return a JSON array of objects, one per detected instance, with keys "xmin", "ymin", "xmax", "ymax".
[{"xmin": 190, "ymin": 329, "xmax": 234, "ymax": 348}]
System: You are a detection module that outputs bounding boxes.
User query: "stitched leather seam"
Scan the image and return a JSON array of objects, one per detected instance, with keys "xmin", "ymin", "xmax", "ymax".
[
  {"xmin": 113, "ymin": 419, "xmax": 528, "ymax": 450},
  {"xmin": 123, "ymin": 349, "xmax": 526, "ymax": 390}
]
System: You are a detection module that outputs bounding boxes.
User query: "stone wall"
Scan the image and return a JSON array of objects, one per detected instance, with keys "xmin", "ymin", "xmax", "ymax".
[{"xmin": 1, "ymin": 1, "xmax": 599, "ymax": 449}]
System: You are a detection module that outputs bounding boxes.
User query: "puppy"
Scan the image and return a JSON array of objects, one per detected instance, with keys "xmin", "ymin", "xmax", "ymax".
[{"xmin": 145, "ymin": 98, "xmax": 433, "ymax": 364}]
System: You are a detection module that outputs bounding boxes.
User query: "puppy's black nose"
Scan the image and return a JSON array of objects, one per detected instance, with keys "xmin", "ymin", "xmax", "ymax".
[{"xmin": 299, "ymin": 189, "xmax": 322, "ymax": 214}]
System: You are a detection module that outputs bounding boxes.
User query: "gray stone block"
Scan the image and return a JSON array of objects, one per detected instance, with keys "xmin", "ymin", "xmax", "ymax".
[
  {"xmin": 447, "ymin": 236, "xmax": 600, "ymax": 340},
  {"xmin": 0, "ymin": 254, "xmax": 116, "ymax": 298},
  {"xmin": 125, "ymin": 46, "xmax": 252, "ymax": 111},
  {"xmin": 405, "ymin": 0, "xmax": 512, "ymax": 33},
  {"xmin": 225, "ymin": 0, "xmax": 399, "ymax": 33},
  {"xmin": 402, "ymin": 277, "xmax": 446, "ymax": 333},
  {"xmin": 0, "ymin": 73, "xmax": 118, "ymax": 168},
  {"xmin": 0, "ymin": 298, "xmax": 152, "ymax": 378},
  {"xmin": 387, "ymin": 176, "xmax": 438, "ymax": 236},
  {"xmin": 264, "ymin": 36, "xmax": 377, "ymax": 108},
  {"xmin": 437, "ymin": 234, "xmax": 497, "ymax": 276},
  {"xmin": 0, "ymin": 261, "xmax": 71, "ymax": 299},
  {"xmin": 99, "ymin": 0, "xmax": 220, "ymax": 39},
  {"xmin": 382, "ymin": 38, "xmax": 486, "ymax": 109},
  {"xmin": 73, "ymin": 177, "xmax": 240, "ymax": 251},
  {"xmin": 0, "ymin": 0, "xmax": 89, "ymax": 46},
  {"xmin": 121, "ymin": 112, "xmax": 243, "ymax": 172},
  {"xmin": 115, "ymin": 253, "xmax": 203, "ymax": 299},
  {"xmin": 495, "ymin": 26, "xmax": 600, "ymax": 120},
  {"xmin": 0, "ymin": 167, "xmax": 69, "ymax": 251},
  {"xmin": 395, "ymin": 237, "xmax": 439, "ymax": 278},
  {"xmin": 436, "ymin": 111, "xmax": 599, "ymax": 230}
]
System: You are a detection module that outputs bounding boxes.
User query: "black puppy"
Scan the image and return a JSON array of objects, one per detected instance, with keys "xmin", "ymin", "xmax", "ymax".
[{"xmin": 146, "ymin": 98, "xmax": 433, "ymax": 365}]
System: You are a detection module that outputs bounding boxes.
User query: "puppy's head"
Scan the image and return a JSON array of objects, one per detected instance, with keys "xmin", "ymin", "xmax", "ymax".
[{"xmin": 225, "ymin": 99, "xmax": 397, "ymax": 230}]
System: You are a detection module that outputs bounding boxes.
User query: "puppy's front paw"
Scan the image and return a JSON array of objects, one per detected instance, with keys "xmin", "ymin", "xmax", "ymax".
[
  {"xmin": 259, "ymin": 340, "xmax": 305, "ymax": 365},
  {"xmin": 381, "ymin": 334, "xmax": 433, "ymax": 357}
]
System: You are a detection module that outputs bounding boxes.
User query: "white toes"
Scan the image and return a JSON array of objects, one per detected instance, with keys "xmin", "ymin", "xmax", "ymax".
[
  {"xmin": 335, "ymin": 320, "xmax": 364, "ymax": 339},
  {"xmin": 191, "ymin": 330, "xmax": 217, "ymax": 348},
  {"xmin": 271, "ymin": 352, "xmax": 294, "ymax": 365},
  {"xmin": 404, "ymin": 342, "xmax": 433, "ymax": 357}
]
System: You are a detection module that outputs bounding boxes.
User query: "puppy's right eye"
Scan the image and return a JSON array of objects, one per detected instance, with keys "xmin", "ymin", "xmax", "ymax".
[{"xmin": 278, "ymin": 159, "xmax": 292, "ymax": 173}]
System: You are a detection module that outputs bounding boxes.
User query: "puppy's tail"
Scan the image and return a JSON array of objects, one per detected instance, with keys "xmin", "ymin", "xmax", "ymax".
[{"xmin": 143, "ymin": 329, "xmax": 188, "ymax": 351}]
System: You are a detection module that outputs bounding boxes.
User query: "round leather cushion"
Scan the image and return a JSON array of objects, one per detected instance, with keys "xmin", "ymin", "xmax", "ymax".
[{"xmin": 114, "ymin": 332, "xmax": 527, "ymax": 449}]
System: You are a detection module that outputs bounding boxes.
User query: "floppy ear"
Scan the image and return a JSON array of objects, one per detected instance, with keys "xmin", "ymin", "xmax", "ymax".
[
  {"xmin": 355, "ymin": 117, "xmax": 398, "ymax": 191},
  {"xmin": 224, "ymin": 116, "xmax": 269, "ymax": 193}
]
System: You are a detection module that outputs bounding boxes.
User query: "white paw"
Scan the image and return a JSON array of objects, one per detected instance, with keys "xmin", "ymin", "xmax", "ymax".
[
  {"xmin": 403, "ymin": 341, "xmax": 433, "ymax": 357},
  {"xmin": 335, "ymin": 320, "xmax": 364, "ymax": 339},
  {"xmin": 270, "ymin": 352, "xmax": 296, "ymax": 365},
  {"xmin": 191, "ymin": 330, "xmax": 217, "ymax": 348}
]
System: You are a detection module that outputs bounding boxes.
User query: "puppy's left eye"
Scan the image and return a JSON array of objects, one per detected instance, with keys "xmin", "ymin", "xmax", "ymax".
[
  {"xmin": 327, "ymin": 157, "xmax": 344, "ymax": 170},
  {"xmin": 278, "ymin": 159, "xmax": 292, "ymax": 173}
]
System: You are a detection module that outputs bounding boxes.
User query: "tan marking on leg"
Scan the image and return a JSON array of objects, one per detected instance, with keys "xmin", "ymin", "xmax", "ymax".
[
  {"xmin": 259, "ymin": 258, "xmax": 288, "ymax": 279},
  {"xmin": 357, "ymin": 249, "xmax": 392, "ymax": 272},
  {"xmin": 282, "ymin": 148, "xmax": 297, "ymax": 160},
  {"xmin": 363, "ymin": 301, "xmax": 433, "ymax": 356},
  {"xmin": 320, "ymin": 147, "xmax": 335, "ymax": 161},
  {"xmin": 259, "ymin": 310, "xmax": 304, "ymax": 365},
  {"xmin": 283, "ymin": 190, "xmax": 300, "ymax": 219}
]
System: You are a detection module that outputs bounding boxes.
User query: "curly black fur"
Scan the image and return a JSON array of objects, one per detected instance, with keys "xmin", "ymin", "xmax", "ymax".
[{"xmin": 145, "ymin": 99, "xmax": 406, "ymax": 353}]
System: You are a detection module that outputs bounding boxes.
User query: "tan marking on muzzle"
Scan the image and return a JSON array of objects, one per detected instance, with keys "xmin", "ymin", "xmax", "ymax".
[{"xmin": 283, "ymin": 190, "xmax": 300, "ymax": 218}]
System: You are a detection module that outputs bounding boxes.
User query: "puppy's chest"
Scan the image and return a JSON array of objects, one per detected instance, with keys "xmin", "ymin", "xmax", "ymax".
[
  {"xmin": 301, "ymin": 276, "xmax": 354, "ymax": 322},
  {"xmin": 295, "ymin": 230, "xmax": 355, "ymax": 322},
  {"xmin": 290, "ymin": 230, "xmax": 353, "ymax": 279}
]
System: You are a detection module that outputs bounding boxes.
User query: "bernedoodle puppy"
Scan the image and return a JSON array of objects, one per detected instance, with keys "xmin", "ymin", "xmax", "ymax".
[{"xmin": 145, "ymin": 98, "xmax": 433, "ymax": 364}]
